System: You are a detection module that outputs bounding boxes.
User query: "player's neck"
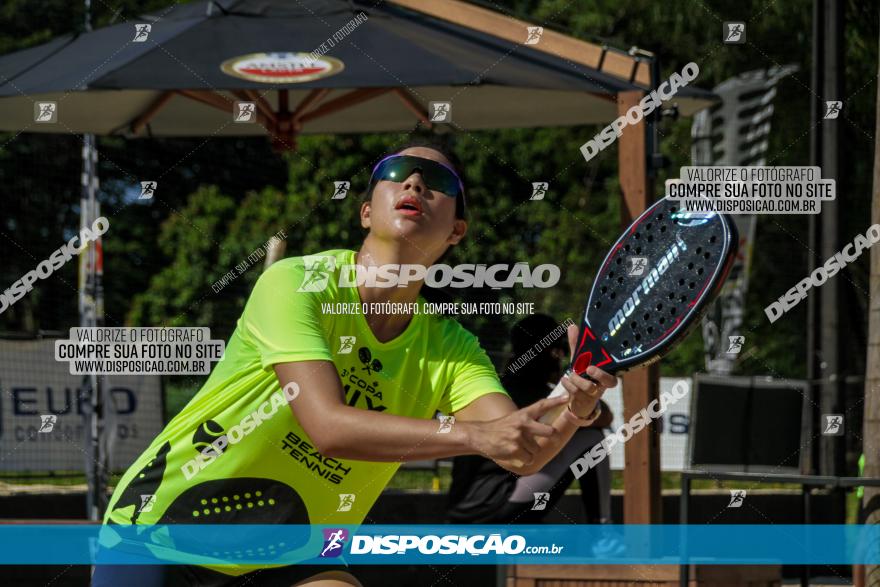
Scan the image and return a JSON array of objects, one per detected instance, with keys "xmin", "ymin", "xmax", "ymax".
[
  {"xmin": 358, "ymin": 234, "xmax": 440, "ymax": 267},
  {"xmin": 355, "ymin": 239, "xmax": 433, "ymax": 342}
]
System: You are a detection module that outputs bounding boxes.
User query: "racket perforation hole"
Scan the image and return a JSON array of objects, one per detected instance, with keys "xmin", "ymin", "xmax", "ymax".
[
  {"xmin": 610, "ymin": 292, "xmax": 616, "ymax": 299},
  {"xmin": 704, "ymin": 252, "xmax": 711, "ymax": 259},
  {"xmin": 647, "ymin": 326, "xmax": 654, "ymax": 333},
  {"xmin": 659, "ymin": 317, "xmax": 666, "ymax": 324},
  {"xmin": 660, "ymin": 225, "xmax": 667, "ymax": 232},
  {"xmin": 601, "ymin": 286, "xmax": 607, "ymax": 294},
  {"xmin": 624, "ymin": 244, "xmax": 631, "ymax": 251},
  {"xmin": 635, "ymin": 247, "xmax": 642, "ymax": 254},
  {"xmin": 678, "ymin": 278, "xmax": 685, "ymax": 286},
  {"xmin": 687, "ymin": 262, "xmax": 694, "ymax": 270},
  {"xmin": 647, "ymin": 235, "xmax": 654, "ymax": 242},
  {"xmin": 616, "ymin": 258, "xmax": 622, "ymax": 265},
  {"xmin": 635, "ymin": 334, "xmax": 642, "ymax": 341},
  {"xmin": 689, "ymin": 282, "xmax": 695, "ymax": 289},
  {"xmin": 656, "ymin": 303, "xmax": 663, "ymax": 310},
  {"xmin": 709, "ymin": 236, "xmax": 716, "ymax": 243},
  {"xmin": 617, "ymin": 277, "xmax": 624, "ymax": 284},
  {"xmin": 670, "ymin": 307, "xmax": 677, "ymax": 315},
  {"xmin": 680, "ymin": 295, "xmax": 686, "ymax": 303},
  {"xmin": 696, "ymin": 247, "xmax": 703, "ymax": 254},
  {"xmin": 697, "ymin": 268, "xmax": 704, "ymax": 275},
  {"xmin": 608, "ymin": 271, "xmax": 615, "ymax": 278},
  {"xmin": 594, "ymin": 301, "xmax": 602, "ymax": 309},
  {"xmin": 668, "ymin": 292, "xmax": 674, "ymax": 300}
]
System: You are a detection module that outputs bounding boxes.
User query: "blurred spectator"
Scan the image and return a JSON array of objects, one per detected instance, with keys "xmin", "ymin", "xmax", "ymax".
[{"xmin": 447, "ymin": 313, "xmax": 613, "ymax": 523}]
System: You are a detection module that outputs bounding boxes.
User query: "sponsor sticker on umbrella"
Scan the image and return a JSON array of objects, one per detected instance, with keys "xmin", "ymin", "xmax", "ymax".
[{"xmin": 220, "ymin": 52, "xmax": 344, "ymax": 83}]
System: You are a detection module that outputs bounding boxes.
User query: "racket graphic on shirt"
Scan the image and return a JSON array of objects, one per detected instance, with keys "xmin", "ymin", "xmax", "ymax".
[{"xmin": 540, "ymin": 197, "xmax": 739, "ymax": 423}]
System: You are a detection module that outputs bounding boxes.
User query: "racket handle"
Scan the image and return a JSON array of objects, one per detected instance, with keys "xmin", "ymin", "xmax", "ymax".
[
  {"xmin": 507, "ymin": 371, "xmax": 600, "ymax": 471},
  {"xmin": 538, "ymin": 367, "xmax": 602, "ymax": 425},
  {"xmin": 538, "ymin": 379, "xmax": 569, "ymax": 425}
]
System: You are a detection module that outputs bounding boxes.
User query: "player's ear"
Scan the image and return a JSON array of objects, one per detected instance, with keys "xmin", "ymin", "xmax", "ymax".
[
  {"xmin": 446, "ymin": 219, "xmax": 467, "ymax": 245},
  {"xmin": 360, "ymin": 200, "xmax": 371, "ymax": 229}
]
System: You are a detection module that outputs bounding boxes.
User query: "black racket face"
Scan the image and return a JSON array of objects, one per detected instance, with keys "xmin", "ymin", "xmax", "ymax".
[{"xmin": 571, "ymin": 198, "xmax": 738, "ymax": 376}]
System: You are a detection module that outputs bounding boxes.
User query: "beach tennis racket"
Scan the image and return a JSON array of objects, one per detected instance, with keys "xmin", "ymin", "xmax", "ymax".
[{"xmin": 541, "ymin": 197, "xmax": 738, "ymax": 423}]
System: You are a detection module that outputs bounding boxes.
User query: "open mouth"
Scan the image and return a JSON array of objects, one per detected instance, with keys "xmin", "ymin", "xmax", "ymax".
[{"xmin": 395, "ymin": 196, "xmax": 423, "ymax": 216}]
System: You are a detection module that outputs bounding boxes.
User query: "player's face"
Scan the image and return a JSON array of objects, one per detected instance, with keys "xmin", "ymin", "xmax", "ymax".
[{"xmin": 361, "ymin": 147, "xmax": 466, "ymax": 261}]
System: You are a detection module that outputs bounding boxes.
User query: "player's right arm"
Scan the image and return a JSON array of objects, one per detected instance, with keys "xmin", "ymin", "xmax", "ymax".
[
  {"xmin": 244, "ymin": 258, "xmax": 564, "ymax": 474},
  {"xmin": 273, "ymin": 359, "xmax": 568, "ymax": 473}
]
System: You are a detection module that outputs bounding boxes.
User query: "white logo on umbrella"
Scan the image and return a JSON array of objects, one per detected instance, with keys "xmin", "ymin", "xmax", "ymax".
[{"xmin": 220, "ymin": 52, "xmax": 344, "ymax": 84}]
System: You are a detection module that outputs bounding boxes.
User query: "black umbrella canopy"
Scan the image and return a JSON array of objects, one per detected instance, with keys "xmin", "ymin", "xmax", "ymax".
[{"xmin": 0, "ymin": 0, "xmax": 716, "ymax": 150}]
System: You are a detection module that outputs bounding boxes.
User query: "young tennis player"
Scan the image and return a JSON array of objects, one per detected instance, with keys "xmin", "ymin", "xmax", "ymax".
[{"xmin": 92, "ymin": 141, "xmax": 616, "ymax": 587}]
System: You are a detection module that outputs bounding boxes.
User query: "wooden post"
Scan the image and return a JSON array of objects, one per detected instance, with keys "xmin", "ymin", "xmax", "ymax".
[
  {"xmin": 859, "ymin": 30, "xmax": 880, "ymax": 587},
  {"xmin": 617, "ymin": 90, "xmax": 663, "ymax": 524}
]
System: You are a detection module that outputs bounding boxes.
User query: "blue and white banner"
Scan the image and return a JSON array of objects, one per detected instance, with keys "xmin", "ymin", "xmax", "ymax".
[
  {"xmin": 0, "ymin": 338, "xmax": 163, "ymax": 472},
  {"xmin": 3, "ymin": 524, "xmax": 880, "ymax": 565},
  {"xmin": 602, "ymin": 377, "xmax": 691, "ymax": 471}
]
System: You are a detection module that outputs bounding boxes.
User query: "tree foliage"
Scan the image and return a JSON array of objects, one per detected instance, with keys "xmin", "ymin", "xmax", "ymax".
[{"xmin": 1, "ymin": 0, "xmax": 877, "ymax": 386}]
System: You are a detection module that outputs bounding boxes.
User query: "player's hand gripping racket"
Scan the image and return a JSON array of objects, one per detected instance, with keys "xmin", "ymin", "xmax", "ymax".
[{"xmin": 541, "ymin": 197, "xmax": 739, "ymax": 424}]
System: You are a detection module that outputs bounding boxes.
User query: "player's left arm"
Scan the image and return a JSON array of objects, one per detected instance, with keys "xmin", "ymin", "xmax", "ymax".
[{"xmin": 452, "ymin": 325, "xmax": 616, "ymax": 476}]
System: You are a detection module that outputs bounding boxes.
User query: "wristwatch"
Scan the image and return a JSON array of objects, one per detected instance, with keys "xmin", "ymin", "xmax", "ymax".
[{"xmin": 564, "ymin": 401, "xmax": 602, "ymax": 427}]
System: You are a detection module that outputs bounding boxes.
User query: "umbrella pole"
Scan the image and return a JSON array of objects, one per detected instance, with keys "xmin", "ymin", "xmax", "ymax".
[
  {"xmin": 81, "ymin": 0, "xmax": 108, "ymax": 525},
  {"xmin": 80, "ymin": 132, "xmax": 108, "ymax": 523}
]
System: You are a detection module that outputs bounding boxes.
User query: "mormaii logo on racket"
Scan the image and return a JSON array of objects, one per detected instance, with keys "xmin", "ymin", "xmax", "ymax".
[
  {"xmin": 220, "ymin": 52, "xmax": 344, "ymax": 84},
  {"xmin": 607, "ymin": 233, "xmax": 687, "ymax": 337}
]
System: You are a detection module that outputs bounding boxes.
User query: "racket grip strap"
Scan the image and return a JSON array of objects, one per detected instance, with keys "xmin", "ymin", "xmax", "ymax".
[{"xmin": 563, "ymin": 402, "xmax": 602, "ymax": 427}]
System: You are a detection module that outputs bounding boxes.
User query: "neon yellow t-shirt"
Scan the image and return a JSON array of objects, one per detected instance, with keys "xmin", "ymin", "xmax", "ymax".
[{"xmin": 103, "ymin": 249, "xmax": 507, "ymax": 573}]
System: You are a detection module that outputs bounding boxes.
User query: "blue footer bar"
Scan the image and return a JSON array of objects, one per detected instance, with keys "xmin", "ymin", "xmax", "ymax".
[{"xmin": 0, "ymin": 524, "xmax": 877, "ymax": 565}]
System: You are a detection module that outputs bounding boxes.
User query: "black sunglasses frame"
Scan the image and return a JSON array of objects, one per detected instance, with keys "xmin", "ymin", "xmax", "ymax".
[{"xmin": 367, "ymin": 154, "xmax": 466, "ymax": 206}]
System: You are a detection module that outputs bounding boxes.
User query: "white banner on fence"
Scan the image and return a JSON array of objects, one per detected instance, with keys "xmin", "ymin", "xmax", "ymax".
[
  {"xmin": 602, "ymin": 377, "xmax": 691, "ymax": 472},
  {"xmin": 0, "ymin": 338, "xmax": 162, "ymax": 472}
]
